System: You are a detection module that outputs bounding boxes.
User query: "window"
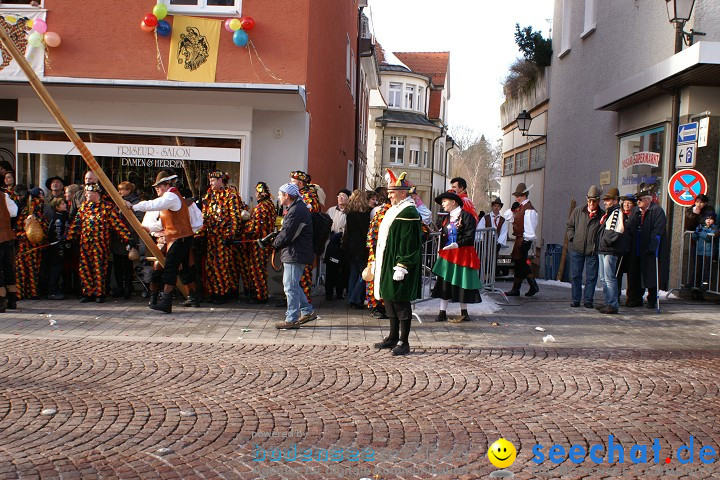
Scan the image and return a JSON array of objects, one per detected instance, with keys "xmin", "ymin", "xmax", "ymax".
[
  {"xmin": 418, "ymin": 87, "xmax": 425, "ymax": 113},
  {"xmin": 164, "ymin": 0, "xmax": 240, "ymax": 14},
  {"xmin": 503, "ymin": 155, "xmax": 514, "ymax": 176},
  {"xmin": 389, "ymin": 136, "xmax": 405, "ymax": 164},
  {"xmin": 559, "ymin": 0, "xmax": 571, "ymax": 57},
  {"xmin": 582, "ymin": 0, "xmax": 597, "ymax": 38},
  {"xmin": 530, "ymin": 144, "xmax": 546, "ymax": 169},
  {"xmin": 405, "ymin": 85, "xmax": 415, "ymax": 110},
  {"xmin": 388, "ymin": 83, "xmax": 402, "ymax": 108},
  {"xmin": 441, "ymin": 98, "xmax": 446, "ymax": 123},
  {"xmin": 515, "ymin": 150, "xmax": 528, "ymax": 173},
  {"xmin": 618, "ymin": 126, "xmax": 667, "ymax": 207},
  {"xmin": 408, "ymin": 137, "xmax": 420, "ymax": 166},
  {"xmin": 423, "ymin": 140, "xmax": 428, "ymax": 167},
  {"xmin": 346, "ymin": 36, "xmax": 352, "ymax": 86}
]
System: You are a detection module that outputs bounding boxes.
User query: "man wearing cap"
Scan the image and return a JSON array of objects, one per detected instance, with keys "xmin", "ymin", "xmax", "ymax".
[
  {"xmin": 372, "ymin": 172, "xmax": 422, "ymax": 356},
  {"xmin": 67, "ymin": 184, "xmax": 131, "ymax": 303},
  {"xmin": 626, "ymin": 183, "xmax": 668, "ymax": 309},
  {"xmin": 479, "ymin": 198, "xmax": 508, "ymax": 253},
  {"xmin": 594, "ymin": 187, "xmax": 626, "ymax": 314},
  {"xmin": 196, "ymin": 170, "xmax": 242, "ymax": 304},
  {"xmin": 505, "ymin": 183, "xmax": 540, "ymax": 297},
  {"xmin": 132, "ymin": 171, "xmax": 198, "ymax": 313},
  {"xmin": 242, "ymin": 182, "xmax": 277, "ymax": 304},
  {"xmin": 566, "ymin": 185, "xmax": 605, "ymax": 308},
  {"xmin": 273, "ymin": 183, "xmax": 317, "ymax": 329},
  {"xmin": 289, "ymin": 170, "xmax": 320, "ymax": 304}
]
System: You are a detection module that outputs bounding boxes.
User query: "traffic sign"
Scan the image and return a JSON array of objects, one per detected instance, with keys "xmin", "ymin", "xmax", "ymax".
[
  {"xmin": 676, "ymin": 142, "xmax": 697, "ymax": 168},
  {"xmin": 678, "ymin": 122, "xmax": 698, "ymax": 143},
  {"xmin": 667, "ymin": 169, "xmax": 707, "ymax": 207},
  {"xmin": 698, "ymin": 117, "xmax": 709, "ymax": 148}
]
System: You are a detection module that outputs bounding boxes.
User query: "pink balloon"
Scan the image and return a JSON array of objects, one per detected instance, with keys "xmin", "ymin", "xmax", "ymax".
[
  {"xmin": 33, "ymin": 18, "xmax": 48, "ymax": 34},
  {"xmin": 44, "ymin": 32, "xmax": 61, "ymax": 48},
  {"xmin": 224, "ymin": 19, "xmax": 234, "ymax": 33}
]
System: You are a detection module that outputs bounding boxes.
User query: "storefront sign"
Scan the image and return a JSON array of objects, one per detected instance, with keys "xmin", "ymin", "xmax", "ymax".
[
  {"xmin": 621, "ymin": 151, "xmax": 660, "ymax": 169},
  {"xmin": 121, "ymin": 158, "xmax": 185, "ymax": 169},
  {"xmin": 667, "ymin": 169, "xmax": 707, "ymax": 207},
  {"xmin": 17, "ymin": 140, "xmax": 242, "ymax": 162}
]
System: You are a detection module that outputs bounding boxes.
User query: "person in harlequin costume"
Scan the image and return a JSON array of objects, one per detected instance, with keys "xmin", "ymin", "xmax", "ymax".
[
  {"xmin": 242, "ymin": 182, "xmax": 276, "ymax": 303},
  {"xmin": 14, "ymin": 185, "xmax": 47, "ymax": 300},
  {"xmin": 366, "ymin": 188, "xmax": 390, "ymax": 319},
  {"xmin": 226, "ymin": 183, "xmax": 251, "ymax": 300},
  {"xmin": 66, "ymin": 184, "xmax": 131, "ymax": 303},
  {"xmin": 289, "ymin": 170, "xmax": 320, "ymax": 303},
  {"xmin": 196, "ymin": 170, "xmax": 243, "ymax": 304}
]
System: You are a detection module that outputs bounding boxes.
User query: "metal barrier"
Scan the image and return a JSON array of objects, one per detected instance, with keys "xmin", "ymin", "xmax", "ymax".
[
  {"xmin": 413, "ymin": 232, "xmax": 441, "ymax": 304},
  {"xmin": 475, "ymin": 227, "xmax": 507, "ymax": 302},
  {"xmin": 674, "ymin": 230, "xmax": 720, "ymax": 296}
]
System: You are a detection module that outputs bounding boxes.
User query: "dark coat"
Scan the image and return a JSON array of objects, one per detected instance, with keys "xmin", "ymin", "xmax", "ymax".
[
  {"xmin": 595, "ymin": 205, "xmax": 627, "ymax": 256},
  {"xmin": 110, "ymin": 192, "xmax": 142, "ymax": 255},
  {"xmin": 685, "ymin": 204, "xmax": 715, "ymax": 232},
  {"xmin": 343, "ymin": 210, "xmax": 371, "ymax": 264},
  {"xmin": 567, "ymin": 204, "xmax": 605, "ymax": 256},
  {"xmin": 439, "ymin": 210, "xmax": 477, "ymax": 249},
  {"xmin": 627, "ymin": 203, "xmax": 669, "ymax": 290},
  {"xmin": 273, "ymin": 197, "xmax": 314, "ymax": 265}
]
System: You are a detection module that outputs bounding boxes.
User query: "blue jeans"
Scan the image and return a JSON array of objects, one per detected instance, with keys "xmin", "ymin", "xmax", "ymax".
[
  {"xmin": 347, "ymin": 257, "xmax": 366, "ymax": 305},
  {"xmin": 570, "ymin": 250, "xmax": 599, "ymax": 304},
  {"xmin": 598, "ymin": 254, "xmax": 619, "ymax": 310},
  {"xmin": 283, "ymin": 262, "xmax": 314, "ymax": 323}
]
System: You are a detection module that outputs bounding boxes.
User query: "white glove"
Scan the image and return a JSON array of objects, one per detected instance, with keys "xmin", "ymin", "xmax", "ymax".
[
  {"xmin": 442, "ymin": 242, "xmax": 458, "ymax": 251},
  {"xmin": 392, "ymin": 266, "xmax": 408, "ymax": 281}
]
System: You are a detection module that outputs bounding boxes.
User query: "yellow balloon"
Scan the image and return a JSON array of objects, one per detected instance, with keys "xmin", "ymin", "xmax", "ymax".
[
  {"xmin": 229, "ymin": 18, "xmax": 241, "ymax": 31},
  {"xmin": 488, "ymin": 438, "xmax": 517, "ymax": 469},
  {"xmin": 26, "ymin": 19, "xmax": 34, "ymax": 29}
]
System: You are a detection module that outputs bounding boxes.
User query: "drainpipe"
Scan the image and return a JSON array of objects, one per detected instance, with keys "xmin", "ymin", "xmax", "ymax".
[{"xmin": 353, "ymin": 6, "xmax": 364, "ymax": 189}]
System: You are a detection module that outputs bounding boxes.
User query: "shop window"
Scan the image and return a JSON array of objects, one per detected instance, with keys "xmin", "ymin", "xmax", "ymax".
[
  {"xmin": 515, "ymin": 150, "xmax": 528, "ymax": 173},
  {"xmin": 389, "ymin": 136, "xmax": 405, "ymax": 165},
  {"xmin": 530, "ymin": 144, "xmax": 546, "ymax": 170},
  {"xmin": 618, "ymin": 125, "xmax": 667, "ymax": 207},
  {"xmin": 164, "ymin": 0, "xmax": 240, "ymax": 15},
  {"xmin": 503, "ymin": 155, "xmax": 514, "ymax": 176}
]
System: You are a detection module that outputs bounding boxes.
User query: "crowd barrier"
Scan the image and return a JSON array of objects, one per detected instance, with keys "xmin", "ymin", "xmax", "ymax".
[{"xmin": 673, "ymin": 230, "xmax": 719, "ymax": 296}]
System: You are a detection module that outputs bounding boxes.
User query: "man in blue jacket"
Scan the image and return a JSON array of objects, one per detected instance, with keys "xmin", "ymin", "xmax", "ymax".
[{"xmin": 273, "ymin": 183, "xmax": 317, "ymax": 329}]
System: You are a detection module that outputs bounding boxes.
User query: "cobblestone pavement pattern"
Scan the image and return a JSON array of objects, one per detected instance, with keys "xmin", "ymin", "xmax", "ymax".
[{"xmin": 1, "ymin": 339, "xmax": 719, "ymax": 479}]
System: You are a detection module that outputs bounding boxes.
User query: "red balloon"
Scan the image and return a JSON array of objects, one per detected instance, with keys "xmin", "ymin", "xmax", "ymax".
[
  {"xmin": 140, "ymin": 20, "xmax": 154, "ymax": 32},
  {"xmin": 240, "ymin": 16, "xmax": 255, "ymax": 30},
  {"xmin": 143, "ymin": 13, "xmax": 158, "ymax": 28}
]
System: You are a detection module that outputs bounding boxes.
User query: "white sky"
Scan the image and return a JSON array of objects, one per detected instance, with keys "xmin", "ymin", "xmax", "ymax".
[{"xmin": 368, "ymin": 0, "xmax": 555, "ymax": 143}]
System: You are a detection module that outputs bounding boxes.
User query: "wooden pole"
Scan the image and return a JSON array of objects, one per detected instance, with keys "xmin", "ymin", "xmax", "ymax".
[
  {"xmin": 0, "ymin": 25, "xmax": 188, "ymax": 297},
  {"xmin": 556, "ymin": 197, "xmax": 576, "ymax": 281}
]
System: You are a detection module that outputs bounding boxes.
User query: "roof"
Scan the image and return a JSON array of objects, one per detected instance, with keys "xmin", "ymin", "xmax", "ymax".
[
  {"xmin": 376, "ymin": 43, "xmax": 410, "ymax": 72},
  {"xmin": 376, "ymin": 110, "xmax": 439, "ymax": 129},
  {"xmin": 393, "ymin": 52, "xmax": 450, "ymax": 86},
  {"xmin": 595, "ymin": 42, "xmax": 720, "ymax": 111}
]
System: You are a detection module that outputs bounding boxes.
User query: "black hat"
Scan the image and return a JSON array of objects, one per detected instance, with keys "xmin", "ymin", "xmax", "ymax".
[
  {"xmin": 491, "ymin": 197, "xmax": 503, "ymax": 207},
  {"xmin": 434, "ymin": 191, "xmax": 463, "ymax": 206},
  {"xmin": 704, "ymin": 211, "xmax": 717, "ymax": 221},
  {"xmin": 45, "ymin": 176, "xmax": 66, "ymax": 190},
  {"xmin": 636, "ymin": 182, "xmax": 656, "ymax": 198}
]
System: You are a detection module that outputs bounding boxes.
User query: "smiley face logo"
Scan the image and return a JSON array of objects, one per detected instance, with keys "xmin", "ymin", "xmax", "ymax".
[{"xmin": 488, "ymin": 438, "xmax": 517, "ymax": 469}]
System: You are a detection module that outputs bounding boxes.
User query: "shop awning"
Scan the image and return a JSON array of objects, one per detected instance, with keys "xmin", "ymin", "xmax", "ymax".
[{"xmin": 595, "ymin": 41, "xmax": 720, "ymax": 111}]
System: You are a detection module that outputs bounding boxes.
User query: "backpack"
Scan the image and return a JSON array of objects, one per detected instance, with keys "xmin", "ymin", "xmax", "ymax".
[{"xmin": 312, "ymin": 211, "xmax": 333, "ymax": 256}]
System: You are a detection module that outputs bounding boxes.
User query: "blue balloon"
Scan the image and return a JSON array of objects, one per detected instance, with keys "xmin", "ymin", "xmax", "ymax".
[
  {"xmin": 156, "ymin": 20, "xmax": 172, "ymax": 37},
  {"xmin": 232, "ymin": 29, "xmax": 249, "ymax": 47}
]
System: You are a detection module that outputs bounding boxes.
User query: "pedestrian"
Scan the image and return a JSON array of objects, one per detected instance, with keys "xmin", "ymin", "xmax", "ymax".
[
  {"xmin": 67, "ymin": 184, "xmax": 131, "ymax": 303},
  {"xmin": 595, "ymin": 187, "xmax": 626, "ymax": 314},
  {"xmin": 371, "ymin": 171, "xmax": 422, "ymax": 356},
  {"xmin": 450, "ymin": 176, "xmax": 478, "ymax": 220},
  {"xmin": 566, "ymin": 185, "xmax": 604, "ymax": 308},
  {"xmin": 242, "ymin": 182, "xmax": 276, "ymax": 304},
  {"xmin": 690, "ymin": 211, "xmax": 718, "ymax": 298},
  {"xmin": 431, "ymin": 191, "xmax": 481, "ymax": 323},
  {"xmin": 504, "ymin": 184, "xmax": 539, "ymax": 297},
  {"xmin": 132, "ymin": 171, "xmax": 200, "ymax": 313},
  {"xmin": 289, "ymin": 170, "xmax": 321, "ymax": 304},
  {"xmin": 344, "ymin": 189, "xmax": 372, "ymax": 309},
  {"xmin": 110, "ymin": 181, "xmax": 142, "ymax": 299},
  {"xmin": 626, "ymin": 182, "xmax": 668, "ymax": 309},
  {"xmin": 46, "ymin": 197, "xmax": 70, "ymax": 300},
  {"xmin": 479, "ymin": 197, "xmax": 508, "ymax": 255},
  {"xmin": 617, "ymin": 193, "xmax": 638, "ymax": 305},
  {"xmin": 0, "ymin": 185, "xmax": 18, "ymax": 311},
  {"xmin": 323, "ymin": 189, "xmax": 350, "ymax": 301},
  {"xmin": 43, "ymin": 176, "xmax": 66, "ymax": 221},
  {"xmin": 273, "ymin": 183, "xmax": 317, "ymax": 329},
  {"xmin": 3, "ymin": 171, "xmax": 16, "ymax": 200}
]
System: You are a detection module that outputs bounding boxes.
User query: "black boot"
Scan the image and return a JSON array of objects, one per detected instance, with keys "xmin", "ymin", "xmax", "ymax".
[
  {"xmin": 459, "ymin": 309, "xmax": 470, "ymax": 322},
  {"xmin": 0, "ymin": 296, "xmax": 5, "ymax": 313},
  {"xmin": 6, "ymin": 292, "xmax": 17, "ymax": 310},
  {"xmin": 150, "ymin": 291, "xmax": 173, "ymax": 313},
  {"xmin": 505, "ymin": 278, "xmax": 522, "ymax": 296},
  {"xmin": 435, "ymin": 310, "xmax": 447, "ymax": 322},
  {"xmin": 525, "ymin": 277, "xmax": 539, "ymax": 296},
  {"xmin": 182, "ymin": 291, "xmax": 201, "ymax": 307},
  {"xmin": 123, "ymin": 281, "xmax": 133, "ymax": 300},
  {"xmin": 148, "ymin": 291, "xmax": 159, "ymax": 307}
]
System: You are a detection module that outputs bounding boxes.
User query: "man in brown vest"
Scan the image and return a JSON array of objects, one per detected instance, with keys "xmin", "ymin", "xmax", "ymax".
[
  {"xmin": 505, "ymin": 183, "xmax": 540, "ymax": 297},
  {"xmin": 479, "ymin": 197, "xmax": 508, "ymax": 255},
  {"xmin": 0, "ymin": 189, "xmax": 18, "ymax": 311},
  {"xmin": 132, "ymin": 171, "xmax": 198, "ymax": 313}
]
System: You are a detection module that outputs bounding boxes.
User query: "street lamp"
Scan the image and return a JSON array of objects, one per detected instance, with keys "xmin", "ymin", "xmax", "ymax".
[
  {"xmin": 515, "ymin": 110, "xmax": 546, "ymax": 139},
  {"xmin": 666, "ymin": 0, "xmax": 704, "ymax": 48}
]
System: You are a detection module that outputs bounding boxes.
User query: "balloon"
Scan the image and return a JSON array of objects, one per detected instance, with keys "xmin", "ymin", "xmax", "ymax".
[
  {"xmin": 156, "ymin": 20, "xmax": 172, "ymax": 37},
  {"xmin": 143, "ymin": 13, "xmax": 158, "ymax": 28},
  {"xmin": 140, "ymin": 20, "xmax": 154, "ymax": 33},
  {"xmin": 32, "ymin": 18, "xmax": 47, "ymax": 34},
  {"xmin": 240, "ymin": 16, "xmax": 255, "ymax": 31},
  {"xmin": 229, "ymin": 18, "xmax": 241, "ymax": 31},
  {"xmin": 152, "ymin": 4, "xmax": 168, "ymax": 20},
  {"xmin": 232, "ymin": 29, "xmax": 248, "ymax": 47},
  {"xmin": 44, "ymin": 32, "xmax": 61, "ymax": 48},
  {"xmin": 28, "ymin": 32, "xmax": 43, "ymax": 47},
  {"xmin": 224, "ymin": 19, "xmax": 234, "ymax": 33}
]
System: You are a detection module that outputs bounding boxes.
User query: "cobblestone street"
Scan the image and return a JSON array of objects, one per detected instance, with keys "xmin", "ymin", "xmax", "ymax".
[{"xmin": 0, "ymin": 282, "xmax": 719, "ymax": 479}]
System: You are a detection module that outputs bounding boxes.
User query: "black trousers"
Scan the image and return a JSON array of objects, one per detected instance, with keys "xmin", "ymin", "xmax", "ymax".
[
  {"xmin": 47, "ymin": 249, "xmax": 66, "ymax": 295},
  {"xmin": 384, "ymin": 300, "xmax": 412, "ymax": 343},
  {"xmin": 0, "ymin": 240, "xmax": 16, "ymax": 287},
  {"xmin": 162, "ymin": 237, "xmax": 195, "ymax": 287},
  {"xmin": 513, "ymin": 240, "xmax": 534, "ymax": 280},
  {"xmin": 113, "ymin": 253, "xmax": 134, "ymax": 289}
]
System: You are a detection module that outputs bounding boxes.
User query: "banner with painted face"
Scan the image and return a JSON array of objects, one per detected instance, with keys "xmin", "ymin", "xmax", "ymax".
[
  {"xmin": 167, "ymin": 15, "xmax": 220, "ymax": 83},
  {"xmin": 0, "ymin": 11, "xmax": 47, "ymax": 80}
]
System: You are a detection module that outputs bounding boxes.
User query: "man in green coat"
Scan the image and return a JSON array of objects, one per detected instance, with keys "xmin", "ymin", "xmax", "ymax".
[{"xmin": 372, "ymin": 171, "xmax": 422, "ymax": 356}]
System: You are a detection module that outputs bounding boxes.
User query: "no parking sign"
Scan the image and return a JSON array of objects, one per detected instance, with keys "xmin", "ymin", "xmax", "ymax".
[{"xmin": 667, "ymin": 169, "xmax": 707, "ymax": 207}]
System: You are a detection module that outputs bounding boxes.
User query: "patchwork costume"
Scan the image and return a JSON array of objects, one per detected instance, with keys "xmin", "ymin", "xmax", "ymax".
[
  {"xmin": 243, "ymin": 182, "xmax": 276, "ymax": 303},
  {"xmin": 365, "ymin": 202, "xmax": 390, "ymax": 312},
  {"xmin": 15, "ymin": 195, "xmax": 47, "ymax": 300}
]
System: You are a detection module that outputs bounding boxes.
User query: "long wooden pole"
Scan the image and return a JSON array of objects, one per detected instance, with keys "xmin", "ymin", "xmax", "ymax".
[{"xmin": 0, "ymin": 25, "xmax": 188, "ymax": 296}]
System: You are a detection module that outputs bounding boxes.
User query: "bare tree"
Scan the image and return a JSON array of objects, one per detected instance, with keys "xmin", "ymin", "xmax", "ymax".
[{"xmin": 449, "ymin": 126, "xmax": 501, "ymax": 213}]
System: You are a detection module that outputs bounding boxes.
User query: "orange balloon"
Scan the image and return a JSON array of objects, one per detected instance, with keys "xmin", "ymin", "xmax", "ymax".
[
  {"xmin": 44, "ymin": 32, "xmax": 61, "ymax": 48},
  {"xmin": 140, "ymin": 20, "xmax": 154, "ymax": 32}
]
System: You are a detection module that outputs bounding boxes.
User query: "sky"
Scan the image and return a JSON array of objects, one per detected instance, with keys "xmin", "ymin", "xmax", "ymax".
[{"xmin": 367, "ymin": 0, "xmax": 555, "ymax": 143}]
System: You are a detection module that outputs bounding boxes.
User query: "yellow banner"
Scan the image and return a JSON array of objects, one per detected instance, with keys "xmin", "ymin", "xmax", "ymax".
[{"xmin": 167, "ymin": 16, "xmax": 220, "ymax": 83}]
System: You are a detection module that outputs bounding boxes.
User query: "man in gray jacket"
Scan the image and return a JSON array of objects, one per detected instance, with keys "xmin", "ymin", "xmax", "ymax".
[
  {"xmin": 273, "ymin": 183, "xmax": 317, "ymax": 329},
  {"xmin": 566, "ymin": 185, "xmax": 605, "ymax": 308}
]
